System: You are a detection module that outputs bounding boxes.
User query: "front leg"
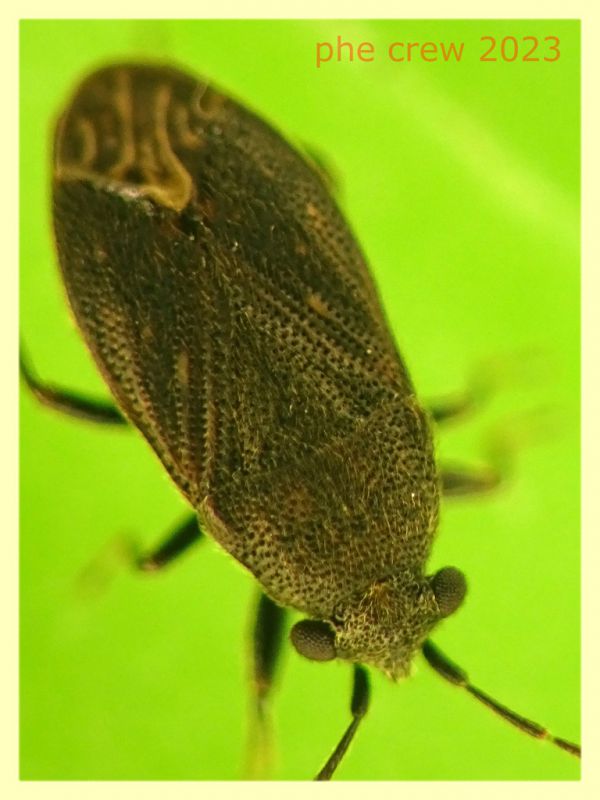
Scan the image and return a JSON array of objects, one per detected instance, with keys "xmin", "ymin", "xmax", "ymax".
[{"xmin": 244, "ymin": 592, "xmax": 287, "ymax": 778}]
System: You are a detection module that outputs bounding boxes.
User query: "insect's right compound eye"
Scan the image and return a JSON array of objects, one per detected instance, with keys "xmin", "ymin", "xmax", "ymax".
[
  {"xmin": 290, "ymin": 619, "xmax": 337, "ymax": 661},
  {"xmin": 430, "ymin": 567, "xmax": 467, "ymax": 618}
]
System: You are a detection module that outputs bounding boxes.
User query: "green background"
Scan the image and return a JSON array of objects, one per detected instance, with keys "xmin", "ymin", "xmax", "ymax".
[{"xmin": 20, "ymin": 19, "xmax": 580, "ymax": 781}]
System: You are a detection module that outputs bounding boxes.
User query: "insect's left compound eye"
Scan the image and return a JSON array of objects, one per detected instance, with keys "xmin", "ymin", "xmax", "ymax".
[
  {"xmin": 290, "ymin": 619, "xmax": 337, "ymax": 661},
  {"xmin": 430, "ymin": 567, "xmax": 467, "ymax": 618}
]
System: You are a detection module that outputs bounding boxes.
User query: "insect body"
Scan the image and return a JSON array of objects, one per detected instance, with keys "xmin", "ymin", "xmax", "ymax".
[{"xmin": 23, "ymin": 61, "xmax": 580, "ymax": 779}]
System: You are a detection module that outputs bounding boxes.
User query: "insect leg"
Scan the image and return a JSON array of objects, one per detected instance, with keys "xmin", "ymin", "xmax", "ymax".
[
  {"xmin": 20, "ymin": 346, "xmax": 127, "ymax": 425},
  {"xmin": 315, "ymin": 665, "xmax": 370, "ymax": 781},
  {"xmin": 427, "ymin": 351, "xmax": 540, "ymax": 425},
  {"xmin": 439, "ymin": 403, "xmax": 545, "ymax": 498},
  {"xmin": 428, "ymin": 392, "xmax": 478, "ymax": 425},
  {"xmin": 429, "ymin": 350, "xmax": 553, "ymax": 426},
  {"xmin": 253, "ymin": 593, "xmax": 286, "ymax": 716},
  {"xmin": 422, "ymin": 640, "xmax": 580, "ymax": 758},
  {"xmin": 77, "ymin": 514, "xmax": 203, "ymax": 598},
  {"xmin": 439, "ymin": 463, "xmax": 502, "ymax": 497},
  {"xmin": 245, "ymin": 592, "xmax": 286, "ymax": 778},
  {"xmin": 135, "ymin": 514, "xmax": 203, "ymax": 572}
]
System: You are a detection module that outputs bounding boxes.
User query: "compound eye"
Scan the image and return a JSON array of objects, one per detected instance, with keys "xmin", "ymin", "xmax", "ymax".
[
  {"xmin": 290, "ymin": 619, "xmax": 337, "ymax": 661},
  {"xmin": 430, "ymin": 567, "xmax": 467, "ymax": 618}
]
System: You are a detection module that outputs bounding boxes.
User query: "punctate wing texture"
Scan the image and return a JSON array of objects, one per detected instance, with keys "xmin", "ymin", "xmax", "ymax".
[{"xmin": 53, "ymin": 64, "xmax": 438, "ymax": 615}]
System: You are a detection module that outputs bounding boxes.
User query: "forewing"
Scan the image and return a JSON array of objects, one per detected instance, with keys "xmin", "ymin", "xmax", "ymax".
[{"xmin": 52, "ymin": 64, "xmax": 412, "ymax": 506}]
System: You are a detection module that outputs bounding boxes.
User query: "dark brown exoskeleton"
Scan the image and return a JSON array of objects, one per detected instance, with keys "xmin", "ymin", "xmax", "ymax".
[{"xmin": 20, "ymin": 62, "xmax": 580, "ymax": 779}]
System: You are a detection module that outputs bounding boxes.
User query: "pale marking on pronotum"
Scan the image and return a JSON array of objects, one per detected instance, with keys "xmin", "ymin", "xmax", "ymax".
[
  {"xmin": 173, "ymin": 101, "xmax": 205, "ymax": 150},
  {"xmin": 193, "ymin": 82, "xmax": 226, "ymax": 118},
  {"xmin": 145, "ymin": 82, "xmax": 194, "ymax": 211},
  {"xmin": 75, "ymin": 117, "xmax": 97, "ymax": 168},
  {"xmin": 108, "ymin": 68, "xmax": 136, "ymax": 183},
  {"xmin": 190, "ymin": 82, "xmax": 210, "ymax": 117},
  {"xmin": 57, "ymin": 71, "xmax": 193, "ymax": 213}
]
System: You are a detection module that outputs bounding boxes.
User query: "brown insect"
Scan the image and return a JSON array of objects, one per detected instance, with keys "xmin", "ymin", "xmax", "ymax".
[{"xmin": 20, "ymin": 61, "xmax": 580, "ymax": 779}]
